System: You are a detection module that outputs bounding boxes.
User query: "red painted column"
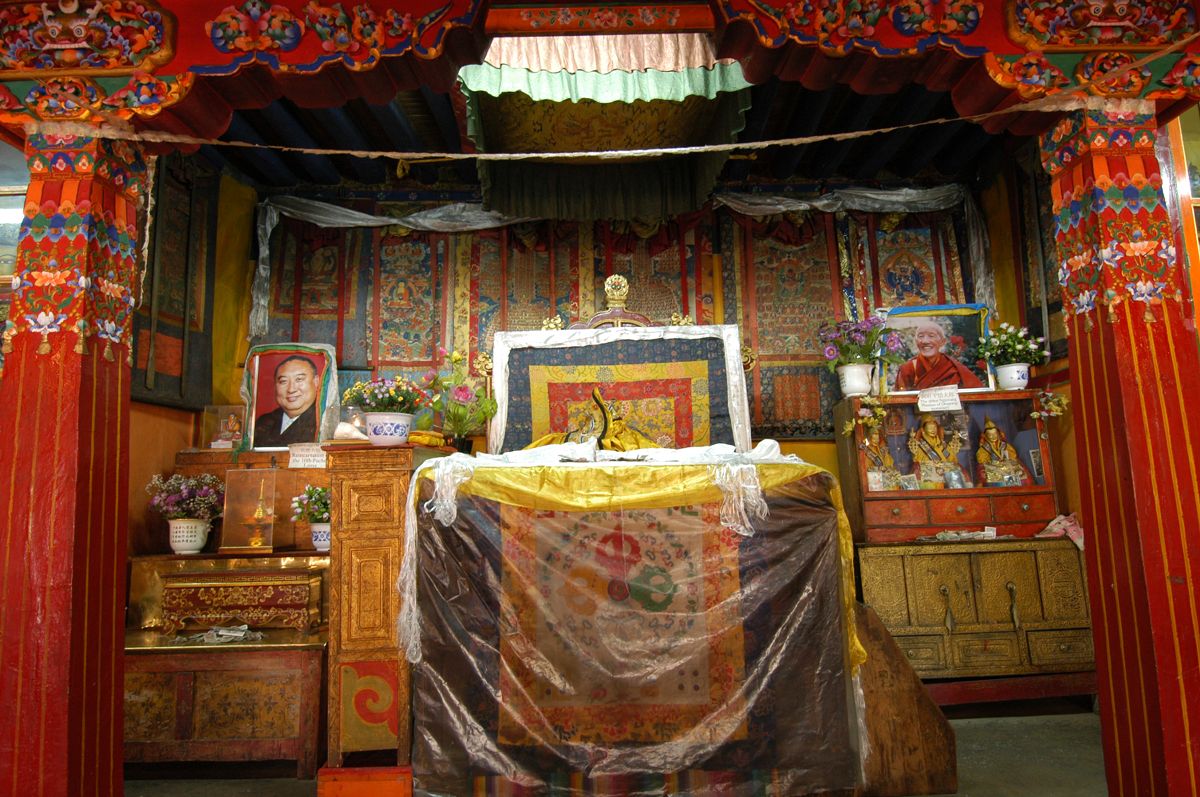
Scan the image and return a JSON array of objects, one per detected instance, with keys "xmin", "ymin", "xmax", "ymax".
[
  {"xmin": 0, "ymin": 134, "xmax": 145, "ymax": 797},
  {"xmin": 1043, "ymin": 106, "xmax": 1200, "ymax": 796}
]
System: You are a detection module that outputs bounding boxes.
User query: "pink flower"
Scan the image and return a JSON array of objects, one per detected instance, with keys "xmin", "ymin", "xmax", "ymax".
[{"xmin": 451, "ymin": 384, "xmax": 474, "ymax": 403}]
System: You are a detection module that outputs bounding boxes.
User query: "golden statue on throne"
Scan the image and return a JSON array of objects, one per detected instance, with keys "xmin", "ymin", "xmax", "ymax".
[
  {"xmin": 862, "ymin": 426, "xmax": 902, "ymax": 491},
  {"xmin": 975, "ymin": 417, "xmax": 1032, "ymax": 487},
  {"xmin": 908, "ymin": 413, "xmax": 966, "ymax": 489}
]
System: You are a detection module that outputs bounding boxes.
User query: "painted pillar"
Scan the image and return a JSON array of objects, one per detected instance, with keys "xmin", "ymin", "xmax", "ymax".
[
  {"xmin": 0, "ymin": 133, "xmax": 145, "ymax": 797},
  {"xmin": 1043, "ymin": 104, "xmax": 1200, "ymax": 796}
]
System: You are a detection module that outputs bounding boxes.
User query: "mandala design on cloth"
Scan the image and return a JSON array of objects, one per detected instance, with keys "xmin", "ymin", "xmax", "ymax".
[{"xmin": 497, "ymin": 502, "xmax": 746, "ymax": 745}]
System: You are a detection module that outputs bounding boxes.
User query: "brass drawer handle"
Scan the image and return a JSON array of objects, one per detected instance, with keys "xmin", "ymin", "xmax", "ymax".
[
  {"xmin": 1059, "ymin": 643, "xmax": 1071, "ymax": 652},
  {"xmin": 939, "ymin": 585, "xmax": 956, "ymax": 633},
  {"xmin": 891, "ymin": 507, "xmax": 902, "ymax": 517},
  {"xmin": 1021, "ymin": 503, "xmax": 1031, "ymax": 512},
  {"xmin": 907, "ymin": 649, "xmax": 917, "ymax": 658},
  {"xmin": 1007, "ymin": 581, "xmax": 1021, "ymax": 630},
  {"xmin": 956, "ymin": 505, "xmax": 966, "ymax": 514}
]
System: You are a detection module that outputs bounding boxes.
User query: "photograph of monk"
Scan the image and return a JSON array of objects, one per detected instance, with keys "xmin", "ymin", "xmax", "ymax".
[
  {"xmin": 251, "ymin": 352, "xmax": 326, "ymax": 448},
  {"xmin": 883, "ymin": 306, "xmax": 992, "ymax": 392}
]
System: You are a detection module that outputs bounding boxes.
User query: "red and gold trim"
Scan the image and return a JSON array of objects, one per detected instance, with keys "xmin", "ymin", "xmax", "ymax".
[{"xmin": 1047, "ymin": 111, "xmax": 1200, "ymax": 796}]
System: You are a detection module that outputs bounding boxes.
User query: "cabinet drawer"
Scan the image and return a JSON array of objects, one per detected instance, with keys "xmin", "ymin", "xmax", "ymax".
[
  {"xmin": 992, "ymin": 493, "xmax": 1057, "ymax": 523},
  {"xmin": 865, "ymin": 500, "xmax": 928, "ymax": 526},
  {"xmin": 929, "ymin": 497, "xmax": 992, "ymax": 525},
  {"xmin": 952, "ymin": 632, "xmax": 1022, "ymax": 669},
  {"xmin": 894, "ymin": 635, "xmax": 946, "ymax": 672},
  {"xmin": 1028, "ymin": 629, "xmax": 1094, "ymax": 667}
]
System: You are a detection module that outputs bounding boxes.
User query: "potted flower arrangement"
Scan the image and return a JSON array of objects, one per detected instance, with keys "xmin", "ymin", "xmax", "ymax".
[
  {"xmin": 977, "ymin": 322, "xmax": 1049, "ymax": 390},
  {"xmin": 291, "ymin": 484, "xmax": 332, "ymax": 552},
  {"xmin": 146, "ymin": 473, "xmax": 225, "ymax": 555},
  {"xmin": 425, "ymin": 349, "xmax": 498, "ymax": 454},
  {"xmin": 341, "ymin": 376, "xmax": 432, "ymax": 445},
  {"xmin": 819, "ymin": 316, "xmax": 905, "ymax": 398}
]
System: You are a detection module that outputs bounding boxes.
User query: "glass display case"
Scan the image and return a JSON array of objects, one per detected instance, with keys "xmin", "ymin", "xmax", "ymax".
[{"xmin": 835, "ymin": 390, "xmax": 1058, "ymax": 543}]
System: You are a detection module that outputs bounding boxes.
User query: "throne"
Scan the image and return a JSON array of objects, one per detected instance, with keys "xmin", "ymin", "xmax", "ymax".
[
  {"xmin": 403, "ymin": 276, "xmax": 954, "ymax": 796},
  {"xmin": 487, "ymin": 274, "xmax": 754, "ymax": 454}
]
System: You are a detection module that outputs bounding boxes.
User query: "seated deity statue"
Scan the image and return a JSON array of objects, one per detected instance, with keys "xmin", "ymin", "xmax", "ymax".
[
  {"xmin": 908, "ymin": 413, "xmax": 966, "ymax": 489},
  {"xmin": 861, "ymin": 425, "xmax": 902, "ymax": 490},
  {"xmin": 975, "ymin": 417, "xmax": 1032, "ymax": 487}
]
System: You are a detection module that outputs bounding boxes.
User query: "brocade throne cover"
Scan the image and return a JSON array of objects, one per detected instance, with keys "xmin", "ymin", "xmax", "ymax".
[{"xmin": 411, "ymin": 462, "xmax": 863, "ymax": 796}]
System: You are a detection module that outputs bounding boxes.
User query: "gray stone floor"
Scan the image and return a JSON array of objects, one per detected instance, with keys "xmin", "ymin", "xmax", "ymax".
[{"xmin": 125, "ymin": 712, "xmax": 1106, "ymax": 797}]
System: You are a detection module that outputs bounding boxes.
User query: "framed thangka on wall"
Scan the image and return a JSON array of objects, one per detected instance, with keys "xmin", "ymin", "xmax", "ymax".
[{"xmin": 130, "ymin": 154, "xmax": 218, "ymax": 409}]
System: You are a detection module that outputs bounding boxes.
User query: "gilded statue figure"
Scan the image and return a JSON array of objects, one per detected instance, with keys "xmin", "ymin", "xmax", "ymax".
[
  {"xmin": 908, "ymin": 413, "xmax": 966, "ymax": 489},
  {"xmin": 975, "ymin": 417, "xmax": 1032, "ymax": 487},
  {"xmin": 862, "ymin": 425, "xmax": 902, "ymax": 491}
]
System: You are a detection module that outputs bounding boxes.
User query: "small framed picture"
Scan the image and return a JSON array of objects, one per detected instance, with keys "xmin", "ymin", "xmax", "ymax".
[
  {"xmin": 899, "ymin": 473, "xmax": 920, "ymax": 491},
  {"xmin": 880, "ymin": 304, "xmax": 994, "ymax": 393},
  {"xmin": 220, "ymin": 468, "xmax": 277, "ymax": 553},
  {"xmin": 1028, "ymin": 449, "xmax": 1044, "ymax": 481},
  {"xmin": 241, "ymin": 343, "xmax": 339, "ymax": 450},
  {"xmin": 866, "ymin": 470, "xmax": 885, "ymax": 492}
]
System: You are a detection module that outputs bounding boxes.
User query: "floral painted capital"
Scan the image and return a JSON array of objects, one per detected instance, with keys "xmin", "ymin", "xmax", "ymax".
[
  {"xmin": 2, "ymin": 135, "xmax": 146, "ymax": 363},
  {"xmin": 1042, "ymin": 107, "xmax": 1181, "ymax": 328}
]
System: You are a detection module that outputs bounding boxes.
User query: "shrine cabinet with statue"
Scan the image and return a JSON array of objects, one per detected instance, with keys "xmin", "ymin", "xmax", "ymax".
[{"xmin": 835, "ymin": 392, "xmax": 1094, "ymax": 701}]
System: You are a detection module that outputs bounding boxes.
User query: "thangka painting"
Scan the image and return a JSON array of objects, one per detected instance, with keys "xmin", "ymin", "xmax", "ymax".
[
  {"xmin": 260, "ymin": 205, "xmax": 973, "ymax": 440},
  {"xmin": 130, "ymin": 155, "xmax": 218, "ymax": 410},
  {"xmin": 734, "ymin": 213, "xmax": 843, "ymax": 439},
  {"xmin": 263, "ymin": 221, "xmax": 370, "ymax": 368},
  {"xmin": 1013, "ymin": 153, "xmax": 1070, "ymax": 362},
  {"xmin": 849, "ymin": 211, "xmax": 969, "ymax": 315},
  {"xmin": 492, "ymin": 329, "xmax": 747, "ymax": 452}
]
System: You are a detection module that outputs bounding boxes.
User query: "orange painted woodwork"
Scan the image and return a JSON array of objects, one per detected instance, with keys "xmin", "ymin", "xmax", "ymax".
[
  {"xmin": 318, "ymin": 766, "xmax": 413, "ymax": 797},
  {"xmin": 0, "ymin": 136, "xmax": 146, "ymax": 797},
  {"xmin": 1044, "ymin": 109, "xmax": 1200, "ymax": 797}
]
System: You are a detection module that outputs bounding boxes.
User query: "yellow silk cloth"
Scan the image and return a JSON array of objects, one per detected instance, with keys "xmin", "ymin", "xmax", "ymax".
[{"xmin": 417, "ymin": 461, "xmax": 866, "ymax": 673}]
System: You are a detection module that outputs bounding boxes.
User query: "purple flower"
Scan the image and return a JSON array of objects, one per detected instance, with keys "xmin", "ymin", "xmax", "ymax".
[{"xmin": 823, "ymin": 344, "xmax": 839, "ymax": 361}]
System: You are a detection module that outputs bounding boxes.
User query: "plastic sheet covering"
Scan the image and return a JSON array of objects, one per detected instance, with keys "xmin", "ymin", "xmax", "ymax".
[
  {"xmin": 409, "ymin": 462, "xmax": 864, "ymax": 796},
  {"xmin": 713, "ymin": 186, "xmax": 995, "ymax": 313}
]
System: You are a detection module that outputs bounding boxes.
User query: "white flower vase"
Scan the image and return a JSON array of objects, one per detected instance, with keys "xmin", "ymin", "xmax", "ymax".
[
  {"xmin": 310, "ymin": 522, "xmax": 331, "ymax": 552},
  {"xmin": 168, "ymin": 518, "xmax": 210, "ymax": 555},
  {"xmin": 364, "ymin": 412, "xmax": 413, "ymax": 445},
  {"xmin": 996, "ymin": 363, "xmax": 1031, "ymax": 391},
  {"xmin": 836, "ymin": 363, "xmax": 874, "ymax": 398}
]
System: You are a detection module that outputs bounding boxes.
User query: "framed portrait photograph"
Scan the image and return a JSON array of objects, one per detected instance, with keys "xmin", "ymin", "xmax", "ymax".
[
  {"xmin": 241, "ymin": 343, "xmax": 340, "ymax": 451},
  {"xmin": 880, "ymin": 304, "xmax": 994, "ymax": 393}
]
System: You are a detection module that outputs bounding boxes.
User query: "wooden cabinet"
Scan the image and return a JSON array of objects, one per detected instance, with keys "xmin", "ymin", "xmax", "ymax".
[
  {"xmin": 325, "ymin": 444, "xmax": 447, "ymax": 768},
  {"xmin": 834, "ymin": 391, "xmax": 1059, "ymax": 543},
  {"xmin": 124, "ymin": 630, "xmax": 324, "ymax": 778},
  {"xmin": 858, "ymin": 539, "xmax": 1093, "ymax": 679}
]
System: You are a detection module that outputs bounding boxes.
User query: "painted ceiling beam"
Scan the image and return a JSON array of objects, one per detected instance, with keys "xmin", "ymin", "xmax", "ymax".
[
  {"xmin": 807, "ymin": 93, "xmax": 889, "ymax": 178},
  {"xmin": 307, "ymin": 107, "xmax": 389, "ymax": 184},
  {"xmin": 254, "ymin": 102, "xmax": 345, "ymax": 185},
  {"xmin": 773, "ymin": 88, "xmax": 833, "ymax": 178},
  {"xmin": 223, "ymin": 114, "xmax": 301, "ymax": 186},
  {"xmin": 850, "ymin": 87, "xmax": 948, "ymax": 179}
]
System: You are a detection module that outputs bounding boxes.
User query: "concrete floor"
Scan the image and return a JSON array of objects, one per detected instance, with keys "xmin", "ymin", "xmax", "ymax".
[{"xmin": 125, "ymin": 711, "xmax": 1106, "ymax": 797}]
